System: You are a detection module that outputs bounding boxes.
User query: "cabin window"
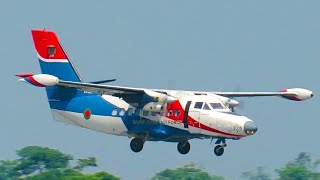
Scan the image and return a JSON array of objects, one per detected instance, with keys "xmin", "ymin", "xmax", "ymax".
[
  {"xmin": 194, "ymin": 102, "xmax": 203, "ymax": 109},
  {"xmin": 210, "ymin": 103, "xmax": 224, "ymax": 109},
  {"xmin": 203, "ymin": 103, "xmax": 211, "ymax": 110},
  {"xmin": 119, "ymin": 109, "xmax": 125, "ymax": 116},
  {"xmin": 168, "ymin": 110, "xmax": 173, "ymax": 116},
  {"xmin": 127, "ymin": 108, "xmax": 133, "ymax": 116},
  {"xmin": 134, "ymin": 109, "xmax": 140, "ymax": 116},
  {"xmin": 151, "ymin": 112, "xmax": 157, "ymax": 116},
  {"xmin": 175, "ymin": 110, "xmax": 181, "ymax": 117},
  {"xmin": 111, "ymin": 109, "xmax": 118, "ymax": 116},
  {"xmin": 143, "ymin": 110, "xmax": 149, "ymax": 116}
]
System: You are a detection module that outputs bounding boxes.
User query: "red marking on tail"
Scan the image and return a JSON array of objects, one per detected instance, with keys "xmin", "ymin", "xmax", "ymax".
[{"xmin": 31, "ymin": 29, "xmax": 68, "ymax": 60}]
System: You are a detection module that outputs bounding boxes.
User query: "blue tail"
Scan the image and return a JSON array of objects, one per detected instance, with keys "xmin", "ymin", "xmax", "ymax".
[{"xmin": 30, "ymin": 29, "xmax": 115, "ymax": 124}]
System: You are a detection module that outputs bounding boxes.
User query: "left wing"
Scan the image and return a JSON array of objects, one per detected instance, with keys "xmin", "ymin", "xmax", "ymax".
[
  {"xmin": 58, "ymin": 80, "xmax": 145, "ymax": 94},
  {"xmin": 58, "ymin": 80, "xmax": 176, "ymax": 104}
]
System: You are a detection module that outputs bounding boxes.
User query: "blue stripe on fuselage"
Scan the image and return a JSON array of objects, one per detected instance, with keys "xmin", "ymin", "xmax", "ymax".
[
  {"xmin": 48, "ymin": 90, "xmax": 192, "ymax": 140},
  {"xmin": 38, "ymin": 60, "xmax": 194, "ymax": 141}
]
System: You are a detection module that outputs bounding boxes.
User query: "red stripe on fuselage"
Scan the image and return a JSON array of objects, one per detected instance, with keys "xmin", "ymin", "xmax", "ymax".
[{"xmin": 166, "ymin": 101, "xmax": 243, "ymax": 138}]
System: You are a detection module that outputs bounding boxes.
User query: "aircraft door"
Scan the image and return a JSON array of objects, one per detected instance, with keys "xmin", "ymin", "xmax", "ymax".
[
  {"xmin": 188, "ymin": 111, "xmax": 201, "ymax": 134},
  {"xmin": 183, "ymin": 100, "xmax": 201, "ymax": 134}
]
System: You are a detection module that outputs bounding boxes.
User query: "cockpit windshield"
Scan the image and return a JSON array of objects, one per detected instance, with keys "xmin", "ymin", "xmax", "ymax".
[
  {"xmin": 210, "ymin": 102, "xmax": 224, "ymax": 109},
  {"xmin": 203, "ymin": 103, "xmax": 211, "ymax": 110}
]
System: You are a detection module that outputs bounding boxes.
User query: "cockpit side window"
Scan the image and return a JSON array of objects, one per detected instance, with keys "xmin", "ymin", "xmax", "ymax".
[
  {"xmin": 210, "ymin": 102, "xmax": 224, "ymax": 109},
  {"xmin": 194, "ymin": 102, "xmax": 203, "ymax": 109},
  {"xmin": 203, "ymin": 103, "xmax": 211, "ymax": 110}
]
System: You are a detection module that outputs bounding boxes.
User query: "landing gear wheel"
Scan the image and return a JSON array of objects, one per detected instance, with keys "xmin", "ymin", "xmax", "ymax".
[
  {"xmin": 214, "ymin": 145, "xmax": 224, "ymax": 156},
  {"xmin": 130, "ymin": 138, "xmax": 144, "ymax": 153},
  {"xmin": 177, "ymin": 141, "xmax": 190, "ymax": 154}
]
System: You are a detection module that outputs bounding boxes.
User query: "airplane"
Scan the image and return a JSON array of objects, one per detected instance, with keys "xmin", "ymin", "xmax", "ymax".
[{"xmin": 16, "ymin": 29, "xmax": 313, "ymax": 156}]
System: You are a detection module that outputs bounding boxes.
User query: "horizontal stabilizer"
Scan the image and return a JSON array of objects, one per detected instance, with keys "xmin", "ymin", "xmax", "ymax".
[
  {"xmin": 15, "ymin": 73, "xmax": 34, "ymax": 78},
  {"xmin": 90, "ymin": 79, "xmax": 116, "ymax": 84}
]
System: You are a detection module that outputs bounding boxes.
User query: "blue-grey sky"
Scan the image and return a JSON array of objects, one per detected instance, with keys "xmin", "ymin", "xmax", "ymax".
[{"xmin": 1, "ymin": 1, "xmax": 319, "ymax": 179}]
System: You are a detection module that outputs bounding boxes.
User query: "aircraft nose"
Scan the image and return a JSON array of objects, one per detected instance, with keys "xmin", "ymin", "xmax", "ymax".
[{"xmin": 244, "ymin": 121, "xmax": 258, "ymax": 135}]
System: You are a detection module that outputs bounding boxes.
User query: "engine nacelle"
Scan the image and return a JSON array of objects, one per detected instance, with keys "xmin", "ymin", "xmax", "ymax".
[
  {"xmin": 144, "ymin": 89, "xmax": 176, "ymax": 104},
  {"xmin": 18, "ymin": 74, "xmax": 59, "ymax": 87},
  {"xmin": 143, "ymin": 102, "xmax": 167, "ymax": 112},
  {"xmin": 281, "ymin": 88, "xmax": 313, "ymax": 101},
  {"xmin": 215, "ymin": 95, "xmax": 239, "ymax": 108}
]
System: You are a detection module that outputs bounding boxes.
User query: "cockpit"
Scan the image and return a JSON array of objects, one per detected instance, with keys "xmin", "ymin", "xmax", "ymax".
[
  {"xmin": 193, "ymin": 101, "xmax": 226, "ymax": 110},
  {"xmin": 189, "ymin": 95, "xmax": 228, "ymax": 111}
]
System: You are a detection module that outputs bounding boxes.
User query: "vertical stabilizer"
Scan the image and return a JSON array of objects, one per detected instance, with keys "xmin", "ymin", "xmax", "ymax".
[{"xmin": 31, "ymin": 29, "xmax": 82, "ymax": 82}]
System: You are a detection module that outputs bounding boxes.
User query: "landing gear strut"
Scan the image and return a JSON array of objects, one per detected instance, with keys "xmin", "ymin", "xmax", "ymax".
[
  {"xmin": 214, "ymin": 139, "xmax": 227, "ymax": 156},
  {"xmin": 130, "ymin": 138, "xmax": 144, "ymax": 153},
  {"xmin": 177, "ymin": 141, "xmax": 190, "ymax": 154}
]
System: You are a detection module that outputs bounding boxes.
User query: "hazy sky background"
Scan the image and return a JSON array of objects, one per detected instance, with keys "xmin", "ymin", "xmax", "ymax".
[{"xmin": 1, "ymin": 1, "xmax": 319, "ymax": 179}]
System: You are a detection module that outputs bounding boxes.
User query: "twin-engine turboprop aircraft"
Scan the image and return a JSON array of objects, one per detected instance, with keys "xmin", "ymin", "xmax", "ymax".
[{"xmin": 17, "ymin": 29, "xmax": 313, "ymax": 156}]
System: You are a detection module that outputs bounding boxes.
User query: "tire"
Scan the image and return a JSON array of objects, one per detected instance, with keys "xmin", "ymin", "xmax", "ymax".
[
  {"xmin": 177, "ymin": 141, "xmax": 190, "ymax": 154},
  {"xmin": 130, "ymin": 138, "xmax": 144, "ymax": 153},
  {"xmin": 214, "ymin": 145, "xmax": 224, "ymax": 156}
]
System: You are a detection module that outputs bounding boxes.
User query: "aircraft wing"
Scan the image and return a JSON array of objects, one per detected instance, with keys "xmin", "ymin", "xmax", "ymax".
[
  {"xmin": 212, "ymin": 91, "xmax": 296, "ymax": 97},
  {"xmin": 211, "ymin": 89, "xmax": 313, "ymax": 101},
  {"xmin": 58, "ymin": 79, "xmax": 313, "ymax": 102},
  {"xmin": 58, "ymin": 80, "xmax": 145, "ymax": 94},
  {"xmin": 58, "ymin": 80, "xmax": 177, "ymax": 104}
]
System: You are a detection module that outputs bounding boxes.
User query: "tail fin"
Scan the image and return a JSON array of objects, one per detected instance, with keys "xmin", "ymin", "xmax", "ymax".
[{"xmin": 31, "ymin": 29, "xmax": 82, "ymax": 82}]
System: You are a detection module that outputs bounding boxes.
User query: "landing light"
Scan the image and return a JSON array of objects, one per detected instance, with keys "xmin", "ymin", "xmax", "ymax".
[{"xmin": 246, "ymin": 131, "xmax": 255, "ymax": 135}]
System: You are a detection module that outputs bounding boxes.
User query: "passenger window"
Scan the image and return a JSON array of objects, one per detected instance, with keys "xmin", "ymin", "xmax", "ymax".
[
  {"xmin": 210, "ymin": 103, "xmax": 224, "ymax": 109},
  {"xmin": 175, "ymin": 110, "xmax": 181, "ymax": 117},
  {"xmin": 203, "ymin": 103, "xmax": 211, "ymax": 110},
  {"xmin": 194, "ymin": 102, "xmax": 203, "ymax": 109},
  {"xmin": 135, "ymin": 109, "xmax": 140, "ymax": 116},
  {"xmin": 119, "ymin": 109, "xmax": 125, "ymax": 116},
  {"xmin": 151, "ymin": 112, "xmax": 157, "ymax": 116},
  {"xmin": 143, "ymin": 110, "xmax": 149, "ymax": 116},
  {"xmin": 111, "ymin": 109, "xmax": 117, "ymax": 116},
  {"xmin": 168, "ymin": 110, "xmax": 173, "ymax": 116},
  {"xmin": 127, "ymin": 108, "xmax": 133, "ymax": 116}
]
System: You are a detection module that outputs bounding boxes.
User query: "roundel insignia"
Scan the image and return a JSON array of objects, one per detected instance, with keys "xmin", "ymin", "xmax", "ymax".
[{"xmin": 83, "ymin": 108, "xmax": 91, "ymax": 120}]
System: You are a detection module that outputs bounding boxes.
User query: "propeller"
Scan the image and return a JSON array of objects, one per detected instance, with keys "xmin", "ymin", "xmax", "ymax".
[
  {"xmin": 227, "ymin": 97, "xmax": 245, "ymax": 113},
  {"xmin": 224, "ymin": 85, "xmax": 245, "ymax": 113}
]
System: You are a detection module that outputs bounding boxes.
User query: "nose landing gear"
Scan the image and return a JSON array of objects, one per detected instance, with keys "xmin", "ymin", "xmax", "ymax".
[
  {"xmin": 214, "ymin": 139, "xmax": 227, "ymax": 156},
  {"xmin": 177, "ymin": 141, "xmax": 190, "ymax": 154}
]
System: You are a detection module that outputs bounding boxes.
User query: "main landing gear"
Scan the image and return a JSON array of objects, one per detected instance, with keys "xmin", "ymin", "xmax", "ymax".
[
  {"xmin": 130, "ymin": 138, "xmax": 144, "ymax": 153},
  {"xmin": 129, "ymin": 137, "xmax": 227, "ymax": 156},
  {"xmin": 214, "ymin": 139, "xmax": 227, "ymax": 156},
  {"xmin": 177, "ymin": 141, "xmax": 190, "ymax": 154}
]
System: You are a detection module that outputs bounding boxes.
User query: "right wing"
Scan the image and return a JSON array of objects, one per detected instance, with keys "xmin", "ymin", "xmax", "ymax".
[{"xmin": 211, "ymin": 88, "xmax": 313, "ymax": 101}]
